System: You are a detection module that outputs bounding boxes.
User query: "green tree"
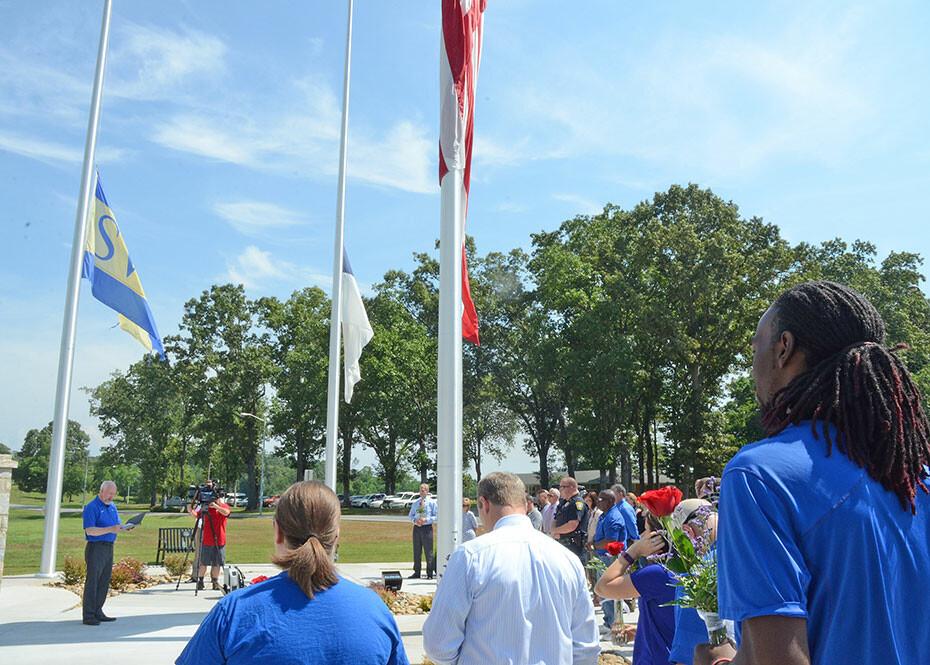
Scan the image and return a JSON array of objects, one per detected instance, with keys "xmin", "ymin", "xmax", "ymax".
[
  {"xmin": 170, "ymin": 284, "xmax": 275, "ymax": 510},
  {"xmin": 259, "ymin": 287, "xmax": 331, "ymax": 482},
  {"xmin": 635, "ymin": 184, "xmax": 790, "ymax": 486},
  {"xmin": 13, "ymin": 420, "xmax": 89, "ymax": 499},
  {"xmin": 354, "ymin": 292, "xmax": 434, "ymax": 494},
  {"xmin": 88, "ymin": 357, "xmax": 185, "ymax": 506}
]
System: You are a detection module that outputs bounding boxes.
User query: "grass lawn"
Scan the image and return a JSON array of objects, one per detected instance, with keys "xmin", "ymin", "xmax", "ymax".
[{"xmin": 4, "ymin": 508, "xmax": 414, "ymax": 576}]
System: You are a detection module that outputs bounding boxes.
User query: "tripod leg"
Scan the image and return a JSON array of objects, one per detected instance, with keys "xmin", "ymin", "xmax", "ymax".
[{"xmin": 175, "ymin": 527, "xmax": 194, "ymax": 590}]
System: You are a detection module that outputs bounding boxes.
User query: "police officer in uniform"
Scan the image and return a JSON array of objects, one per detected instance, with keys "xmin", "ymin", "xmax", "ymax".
[{"xmin": 550, "ymin": 476, "xmax": 588, "ymax": 560}]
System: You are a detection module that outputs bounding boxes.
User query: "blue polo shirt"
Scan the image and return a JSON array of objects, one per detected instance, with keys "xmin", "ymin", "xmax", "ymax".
[
  {"xmin": 618, "ymin": 500, "xmax": 639, "ymax": 541},
  {"xmin": 177, "ymin": 572, "xmax": 408, "ymax": 665},
  {"xmin": 82, "ymin": 496, "xmax": 120, "ymax": 543},
  {"xmin": 718, "ymin": 421, "xmax": 930, "ymax": 665},
  {"xmin": 593, "ymin": 504, "xmax": 626, "ymax": 563}
]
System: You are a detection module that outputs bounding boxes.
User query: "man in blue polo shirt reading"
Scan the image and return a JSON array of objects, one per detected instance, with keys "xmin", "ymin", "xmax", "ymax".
[
  {"xmin": 695, "ymin": 281, "xmax": 930, "ymax": 665},
  {"xmin": 82, "ymin": 480, "xmax": 131, "ymax": 626}
]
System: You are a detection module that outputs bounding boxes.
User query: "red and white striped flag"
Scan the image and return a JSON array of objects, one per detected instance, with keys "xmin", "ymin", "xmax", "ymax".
[{"xmin": 439, "ymin": 0, "xmax": 485, "ymax": 344}]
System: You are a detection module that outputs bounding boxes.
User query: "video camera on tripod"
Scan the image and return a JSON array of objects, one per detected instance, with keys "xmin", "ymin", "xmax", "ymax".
[{"xmin": 188, "ymin": 481, "xmax": 226, "ymax": 506}]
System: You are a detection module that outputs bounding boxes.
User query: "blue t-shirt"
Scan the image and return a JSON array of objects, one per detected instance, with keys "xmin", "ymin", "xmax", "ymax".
[
  {"xmin": 718, "ymin": 421, "xmax": 930, "ymax": 665},
  {"xmin": 618, "ymin": 500, "xmax": 639, "ymax": 541},
  {"xmin": 176, "ymin": 572, "xmax": 409, "ymax": 665},
  {"xmin": 629, "ymin": 564, "xmax": 676, "ymax": 665},
  {"xmin": 593, "ymin": 504, "xmax": 626, "ymax": 563},
  {"xmin": 669, "ymin": 586, "xmax": 707, "ymax": 665},
  {"xmin": 82, "ymin": 496, "xmax": 120, "ymax": 543}
]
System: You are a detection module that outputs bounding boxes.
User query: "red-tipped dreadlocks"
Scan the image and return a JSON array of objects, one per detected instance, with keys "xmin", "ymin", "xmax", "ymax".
[{"xmin": 762, "ymin": 281, "xmax": 930, "ymax": 514}]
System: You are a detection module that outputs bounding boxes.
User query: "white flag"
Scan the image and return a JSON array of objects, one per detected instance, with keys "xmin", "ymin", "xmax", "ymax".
[{"xmin": 341, "ymin": 248, "xmax": 373, "ymax": 402}]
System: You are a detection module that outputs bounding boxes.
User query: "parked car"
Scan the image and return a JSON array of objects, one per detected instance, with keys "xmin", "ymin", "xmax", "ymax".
[
  {"xmin": 227, "ymin": 493, "xmax": 247, "ymax": 507},
  {"xmin": 262, "ymin": 494, "xmax": 280, "ymax": 508},
  {"xmin": 385, "ymin": 492, "xmax": 417, "ymax": 509},
  {"xmin": 363, "ymin": 493, "xmax": 386, "ymax": 508},
  {"xmin": 350, "ymin": 494, "xmax": 369, "ymax": 508},
  {"xmin": 165, "ymin": 496, "xmax": 187, "ymax": 508},
  {"xmin": 379, "ymin": 495, "xmax": 395, "ymax": 509}
]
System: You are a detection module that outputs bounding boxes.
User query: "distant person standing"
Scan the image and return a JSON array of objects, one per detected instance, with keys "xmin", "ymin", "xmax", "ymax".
[
  {"xmin": 550, "ymin": 477, "xmax": 588, "ymax": 561},
  {"xmin": 197, "ymin": 485, "xmax": 231, "ymax": 591},
  {"xmin": 541, "ymin": 488, "xmax": 559, "ymax": 533},
  {"xmin": 82, "ymin": 480, "xmax": 130, "ymax": 625},
  {"xmin": 526, "ymin": 494, "xmax": 543, "ymax": 530},
  {"xmin": 611, "ymin": 484, "xmax": 639, "ymax": 545},
  {"xmin": 408, "ymin": 484, "xmax": 437, "ymax": 579},
  {"xmin": 461, "ymin": 498, "xmax": 480, "ymax": 542}
]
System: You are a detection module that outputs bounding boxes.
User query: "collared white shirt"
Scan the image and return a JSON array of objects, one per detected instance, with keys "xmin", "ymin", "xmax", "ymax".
[
  {"xmin": 409, "ymin": 496, "xmax": 438, "ymax": 525},
  {"xmin": 541, "ymin": 501, "xmax": 558, "ymax": 532},
  {"xmin": 423, "ymin": 513, "xmax": 599, "ymax": 665}
]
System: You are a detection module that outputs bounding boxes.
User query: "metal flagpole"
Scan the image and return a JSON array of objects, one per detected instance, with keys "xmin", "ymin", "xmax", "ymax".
[
  {"xmin": 39, "ymin": 0, "xmax": 113, "ymax": 578},
  {"xmin": 437, "ymin": 168, "xmax": 465, "ymax": 571},
  {"xmin": 324, "ymin": 0, "xmax": 354, "ymax": 493}
]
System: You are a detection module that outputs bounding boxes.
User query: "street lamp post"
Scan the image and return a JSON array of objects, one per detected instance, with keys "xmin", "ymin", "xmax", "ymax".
[{"xmin": 240, "ymin": 412, "xmax": 267, "ymax": 516}]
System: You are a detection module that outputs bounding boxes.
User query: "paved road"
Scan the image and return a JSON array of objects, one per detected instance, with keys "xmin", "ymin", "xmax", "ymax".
[{"xmin": 11, "ymin": 504, "xmax": 414, "ymax": 523}]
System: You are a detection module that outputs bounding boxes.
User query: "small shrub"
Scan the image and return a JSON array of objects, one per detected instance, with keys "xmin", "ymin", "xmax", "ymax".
[
  {"xmin": 109, "ymin": 564, "xmax": 133, "ymax": 590},
  {"xmin": 417, "ymin": 594, "xmax": 433, "ymax": 613},
  {"xmin": 163, "ymin": 555, "xmax": 189, "ymax": 578},
  {"xmin": 118, "ymin": 556, "xmax": 146, "ymax": 576},
  {"xmin": 368, "ymin": 582, "xmax": 397, "ymax": 610},
  {"xmin": 62, "ymin": 555, "xmax": 86, "ymax": 585},
  {"xmin": 110, "ymin": 557, "xmax": 145, "ymax": 590}
]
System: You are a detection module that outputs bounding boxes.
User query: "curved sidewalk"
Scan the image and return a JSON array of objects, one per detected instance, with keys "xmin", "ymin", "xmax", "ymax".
[{"xmin": 0, "ymin": 562, "xmax": 630, "ymax": 664}]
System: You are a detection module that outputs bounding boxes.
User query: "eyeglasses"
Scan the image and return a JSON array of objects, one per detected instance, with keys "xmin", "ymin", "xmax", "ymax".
[{"xmin": 559, "ymin": 484, "xmax": 571, "ymax": 489}]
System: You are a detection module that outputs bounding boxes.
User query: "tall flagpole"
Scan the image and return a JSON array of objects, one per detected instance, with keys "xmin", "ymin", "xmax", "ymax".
[
  {"xmin": 437, "ymin": 171, "xmax": 465, "ymax": 570},
  {"xmin": 39, "ymin": 0, "xmax": 113, "ymax": 578},
  {"xmin": 324, "ymin": 0, "xmax": 354, "ymax": 493}
]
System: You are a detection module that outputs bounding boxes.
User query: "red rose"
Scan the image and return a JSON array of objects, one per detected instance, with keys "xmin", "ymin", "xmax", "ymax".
[
  {"xmin": 250, "ymin": 575, "xmax": 268, "ymax": 584},
  {"xmin": 605, "ymin": 541, "xmax": 625, "ymax": 556},
  {"xmin": 639, "ymin": 487, "xmax": 683, "ymax": 517}
]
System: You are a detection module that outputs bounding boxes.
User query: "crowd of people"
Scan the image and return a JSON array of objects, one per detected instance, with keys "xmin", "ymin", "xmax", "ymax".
[{"xmin": 79, "ymin": 281, "xmax": 929, "ymax": 665}]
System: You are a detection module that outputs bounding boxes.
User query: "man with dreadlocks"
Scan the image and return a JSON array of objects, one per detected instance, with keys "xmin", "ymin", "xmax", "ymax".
[{"xmin": 695, "ymin": 281, "xmax": 930, "ymax": 665}]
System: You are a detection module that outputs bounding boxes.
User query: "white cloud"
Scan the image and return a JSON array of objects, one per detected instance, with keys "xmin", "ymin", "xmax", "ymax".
[
  {"xmin": 0, "ymin": 132, "xmax": 82, "ymax": 164},
  {"xmin": 152, "ymin": 115, "xmax": 258, "ymax": 165},
  {"xmin": 349, "ymin": 121, "xmax": 436, "ymax": 194},
  {"xmin": 494, "ymin": 201, "xmax": 529, "ymax": 214},
  {"xmin": 107, "ymin": 22, "xmax": 228, "ymax": 101},
  {"xmin": 151, "ymin": 96, "xmax": 436, "ymax": 194},
  {"xmin": 225, "ymin": 245, "xmax": 331, "ymax": 291},
  {"xmin": 213, "ymin": 201, "xmax": 308, "ymax": 236},
  {"xmin": 0, "ymin": 132, "xmax": 129, "ymax": 166},
  {"xmin": 552, "ymin": 194, "xmax": 603, "ymax": 216},
  {"xmin": 485, "ymin": 4, "xmax": 873, "ymax": 181}
]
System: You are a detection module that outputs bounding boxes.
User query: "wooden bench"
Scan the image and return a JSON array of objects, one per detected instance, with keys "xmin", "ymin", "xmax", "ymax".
[{"xmin": 155, "ymin": 527, "xmax": 195, "ymax": 564}]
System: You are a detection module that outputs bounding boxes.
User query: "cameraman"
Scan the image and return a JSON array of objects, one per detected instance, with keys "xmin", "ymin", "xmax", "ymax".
[{"xmin": 192, "ymin": 480, "xmax": 231, "ymax": 591}]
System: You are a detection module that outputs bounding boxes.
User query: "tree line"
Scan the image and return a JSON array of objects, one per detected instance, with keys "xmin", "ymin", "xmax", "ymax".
[{"xmin": 14, "ymin": 184, "xmax": 930, "ymax": 507}]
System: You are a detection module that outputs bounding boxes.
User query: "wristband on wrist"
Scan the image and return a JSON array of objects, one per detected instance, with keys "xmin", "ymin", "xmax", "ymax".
[
  {"xmin": 710, "ymin": 659, "xmax": 732, "ymax": 665},
  {"xmin": 620, "ymin": 551, "xmax": 635, "ymax": 565}
]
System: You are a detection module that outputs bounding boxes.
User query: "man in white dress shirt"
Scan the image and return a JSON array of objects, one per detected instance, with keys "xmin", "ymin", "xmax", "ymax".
[
  {"xmin": 541, "ymin": 487, "xmax": 559, "ymax": 533},
  {"xmin": 423, "ymin": 472, "xmax": 600, "ymax": 665}
]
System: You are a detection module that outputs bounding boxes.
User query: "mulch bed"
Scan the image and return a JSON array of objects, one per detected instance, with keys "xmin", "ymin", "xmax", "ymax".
[{"xmin": 45, "ymin": 573, "xmax": 177, "ymax": 601}]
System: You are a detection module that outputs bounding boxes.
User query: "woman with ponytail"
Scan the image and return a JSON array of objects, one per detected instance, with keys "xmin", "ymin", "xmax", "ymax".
[
  {"xmin": 177, "ymin": 481, "xmax": 409, "ymax": 665},
  {"xmin": 695, "ymin": 281, "xmax": 930, "ymax": 665}
]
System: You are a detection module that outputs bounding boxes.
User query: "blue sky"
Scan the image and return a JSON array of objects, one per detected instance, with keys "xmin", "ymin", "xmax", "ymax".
[{"xmin": 2, "ymin": 1, "xmax": 929, "ymax": 475}]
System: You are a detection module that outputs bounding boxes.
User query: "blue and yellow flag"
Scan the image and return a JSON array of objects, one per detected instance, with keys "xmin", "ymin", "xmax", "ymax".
[{"xmin": 81, "ymin": 172, "xmax": 164, "ymax": 357}]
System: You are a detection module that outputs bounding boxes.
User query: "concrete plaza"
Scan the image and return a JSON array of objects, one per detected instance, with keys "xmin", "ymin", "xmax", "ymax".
[{"xmin": 0, "ymin": 562, "xmax": 634, "ymax": 664}]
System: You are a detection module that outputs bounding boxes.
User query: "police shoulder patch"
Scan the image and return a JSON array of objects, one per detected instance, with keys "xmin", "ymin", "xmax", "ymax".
[{"xmin": 575, "ymin": 501, "xmax": 584, "ymax": 510}]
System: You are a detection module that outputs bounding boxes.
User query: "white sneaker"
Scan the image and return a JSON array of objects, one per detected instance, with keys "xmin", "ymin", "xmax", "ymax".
[{"xmin": 598, "ymin": 624, "xmax": 610, "ymax": 635}]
